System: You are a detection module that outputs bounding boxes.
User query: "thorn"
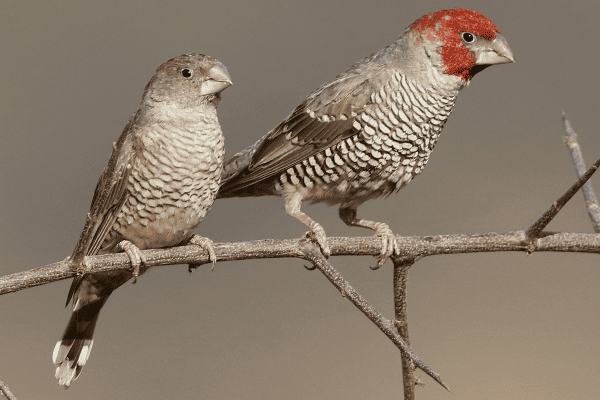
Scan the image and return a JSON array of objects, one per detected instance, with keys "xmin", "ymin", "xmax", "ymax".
[{"xmin": 304, "ymin": 264, "xmax": 317, "ymax": 271}]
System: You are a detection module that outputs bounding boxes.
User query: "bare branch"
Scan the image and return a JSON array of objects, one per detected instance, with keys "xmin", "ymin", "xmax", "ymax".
[
  {"xmin": 525, "ymin": 157, "xmax": 600, "ymax": 242},
  {"xmin": 562, "ymin": 111, "xmax": 600, "ymax": 232},
  {"xmin": 3, "ymin": 231, "xmax": 600, "ymax": 296},
  {"xmin": 0, "ymin": 377, "xmax": 17, "ymax": 400},
  {"xmin": 392, "ymin": 257, "xmax": 422, "ymax": 400},
  {"xmin": 298, "ymin": 240, "xmax": 449, "ymax": 391}
]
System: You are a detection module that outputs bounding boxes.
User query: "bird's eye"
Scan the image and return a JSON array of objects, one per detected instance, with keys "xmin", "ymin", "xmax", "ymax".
[
  {"xmin": 180, "ymin": 68, "xmax": 193, "ymax": 78},
  {"xmin": 461, "ymin": 32, "xmax": 475, "ymax": 43}
]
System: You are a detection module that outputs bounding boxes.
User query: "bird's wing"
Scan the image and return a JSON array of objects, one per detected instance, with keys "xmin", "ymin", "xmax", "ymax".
[
  {"xmin": 220, "ymin": 72, "xmax": 378, "ymax": 192},
  {"xmin": 66, "ymin": 113, "xmax": 139, "ymax": 305}
]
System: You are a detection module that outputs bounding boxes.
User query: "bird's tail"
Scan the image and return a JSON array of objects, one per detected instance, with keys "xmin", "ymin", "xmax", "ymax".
[{"xmin": 52, "ymin": 296, "xmax": 108, "ymax": 388}]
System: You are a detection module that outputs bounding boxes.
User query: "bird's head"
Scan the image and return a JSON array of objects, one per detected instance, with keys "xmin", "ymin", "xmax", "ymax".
[
  {"xmin": 410, "ymin": 8, "xmax": 514, "ymax": 83},
  {"xmin": 144, "ymin": 53, "xmax": 232, "ymax": 108}
]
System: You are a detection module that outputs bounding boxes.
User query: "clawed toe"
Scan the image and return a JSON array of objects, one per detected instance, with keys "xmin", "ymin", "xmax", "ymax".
[
  {"xmin": 187, "ymin": 234, "xmax": 217, "ymax": 272},
  {"xmin": 117, "ymin": 240, "xmax": 146, "ymax": 282},
  {"xmin": 303, "ymin": 264, "xmax": 318, "ymax": 271},
  {"xmin": 338, "ymin": 208, "xmax": 399, "ymax": 270},
  {"xmin": 370, "ymin": 223, "xmax": 398, "ymax": 270},
  {"xmin": 304, "ymin": 227, "xmax": 331, "ymax": 258}
]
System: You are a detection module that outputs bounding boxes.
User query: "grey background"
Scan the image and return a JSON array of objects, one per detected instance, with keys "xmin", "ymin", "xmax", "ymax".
[{"xmin": 2, "ymin": 1, "xmax": 600, "ymax": 399}]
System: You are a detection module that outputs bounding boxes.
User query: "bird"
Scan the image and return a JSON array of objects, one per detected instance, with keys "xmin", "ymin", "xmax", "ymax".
[
  {"xmin": 218, "ymin": 8, "xmax": 514, "ymax": 267},
  {"xmin": 52, "ymin": 53, "xmax": 232, "ymax": 388}
]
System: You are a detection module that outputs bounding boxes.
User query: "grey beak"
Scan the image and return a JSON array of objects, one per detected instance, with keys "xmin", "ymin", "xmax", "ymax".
[
  {"xmin": 475, "ymin": 33, "xmax": 515, "ymax": 66},
  {"xmin": 200, "ymin": 62, "xmax": 233, "ymax": 95}
]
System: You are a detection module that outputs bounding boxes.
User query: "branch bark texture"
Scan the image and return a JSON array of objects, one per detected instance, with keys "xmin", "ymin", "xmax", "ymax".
[
  {"xmin": 562, "ymin": 111, "xmax": 600, "ymax": 231},
  {"xmin": 3, "ymin": 231, "xmax": 600, "ymax": 296},
  {"xmin": 0, "ymin": 377, "xmax": 17, "ymax": 400}
]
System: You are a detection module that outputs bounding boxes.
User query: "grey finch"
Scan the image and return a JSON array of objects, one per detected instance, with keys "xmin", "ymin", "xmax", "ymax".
[{"xmin": 53, "ymin": 53, "xmax": 232, "ymax": 388}]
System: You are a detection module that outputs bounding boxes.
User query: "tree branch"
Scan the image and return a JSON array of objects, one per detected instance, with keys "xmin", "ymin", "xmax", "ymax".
[
  {"xmin": 562, "ymin": 111, "xmax": 600, "ymax": 231},
  {"xmin": 0, "ymin": 377, "xmax": 17, "ymax": 400},
  {"xmin": 392, "ymin": 256, "xmax": 421, "ymax": 400},
  {"xmin": 299, "ymin": 241, "xmax": 448, "ymax": 391},
  {"xmin": 525, "ymin": 157, "xmax": 600, "ymax": 242},
  {"xmin": 3, "ymin": 231, "xmax": 600, "ymax": 297}
]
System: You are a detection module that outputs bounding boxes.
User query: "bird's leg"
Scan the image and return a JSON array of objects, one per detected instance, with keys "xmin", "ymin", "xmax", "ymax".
[
  {"xmin": 339, "ymin": 205, "xmax": 398, "ymax": 268},
  {"xmin": 117, "ymin": 240, "xmax": 147, "ymax": 283},
  {"xmin": 285, "ymin": 191, "xmax": 331, "ymax": 258},
  {"xmin": 187, "ymin": 234, "xmax": 217, "ymax": 272}
]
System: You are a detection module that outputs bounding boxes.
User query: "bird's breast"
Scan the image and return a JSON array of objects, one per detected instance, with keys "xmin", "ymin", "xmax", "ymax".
[
  {"xmin": 272, "ymin": 75, "xmax": 458, "ymax": 205},
  {"xmin": 110, "ymin": 120, "xmax": 225, "ymax": 250}
]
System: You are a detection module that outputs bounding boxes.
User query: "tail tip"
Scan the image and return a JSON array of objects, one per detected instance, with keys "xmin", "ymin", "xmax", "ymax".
[{"xmin": 52, "ymin": 339, "xmax": 93, "ymax": 388}]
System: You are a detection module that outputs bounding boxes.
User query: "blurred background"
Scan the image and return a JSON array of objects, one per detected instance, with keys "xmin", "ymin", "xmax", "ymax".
[{"xmin": 1, "ymin": 1, "xmax": 600, "ymax": 398}]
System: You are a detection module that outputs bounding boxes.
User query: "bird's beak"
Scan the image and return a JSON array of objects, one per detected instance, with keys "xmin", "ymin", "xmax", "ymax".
[
  {"xmin": 200, "ymin": 62, "xmax": 233, "ymax": 95},
  {"xmin": 475, "ymin": 33, "xmax": 515, "ymax": 66}
]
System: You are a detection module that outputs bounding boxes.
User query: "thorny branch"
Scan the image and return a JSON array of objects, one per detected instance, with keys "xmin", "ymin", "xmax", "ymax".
[
  {"xmin": 392, "ymin": 256, "xmax": 421, "ymax": 400},
  {"xmin": 562, "ymin": 111, "xmax": 600, "ymax": 231},
  {"xmin": 0, "ymin": 377, "xmax": 17, "ymax": 400},
  {"xmin": 299, "ymin": 241, "xmax": 448, "ymax": 390},
  {"xmin": 3, "ymin": 230, "xmax": 600, "ymax": 297},
  {"xmin": 524, "ymin": 157, "xmax": 600, "ymax": 243},
  {"xmin": 1, "ymin": 124, "xmax": 600, "ymax": 399}
]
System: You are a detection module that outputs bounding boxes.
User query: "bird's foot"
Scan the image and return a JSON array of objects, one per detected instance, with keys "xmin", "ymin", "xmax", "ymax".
[
  {"xmin": 187, "ymin": 234, "xmax": 217, "ymax": 272},
  {"xmin": 303, "ymin": 222, "xmax": 331, "ymax": 258},
  {"xmin": 372, "ymin": 222, "xmax": 399, "ymax": 270},
  {"xmin": 117, "ymin": 240, "xmax": 147, "ymax": 283}
]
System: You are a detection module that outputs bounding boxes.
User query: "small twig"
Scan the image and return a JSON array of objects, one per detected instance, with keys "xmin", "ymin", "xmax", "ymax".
[
  {"xmin": 0, "ymin": 377, "xmax": 17, "ymax": 400},
  {"xmin": 562, "ymin": 111, "xmax": 600, "ymax": 232},
  {"xmin": 392, "ymin": 256, "xmax": 421, "ymax": 400},
  {"xmin": 298, "ymin": 240, "xmax": 449, "ymax": 391},
  {"xmin": 525, "ymin": 157, "xmax": 600, "ymax": 243}
]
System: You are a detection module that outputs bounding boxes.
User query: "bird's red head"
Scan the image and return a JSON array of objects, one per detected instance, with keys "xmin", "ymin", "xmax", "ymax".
[{"xmin": 412, "ymin": 8, "xmax": 501, "ymax": 80}]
